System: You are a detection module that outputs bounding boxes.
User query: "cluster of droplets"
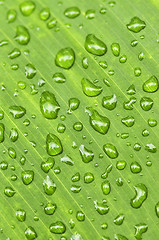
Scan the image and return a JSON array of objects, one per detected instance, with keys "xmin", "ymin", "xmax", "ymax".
[{"xmin": 0, "ymin": 0, "xmax": 159, "ymax": 239}]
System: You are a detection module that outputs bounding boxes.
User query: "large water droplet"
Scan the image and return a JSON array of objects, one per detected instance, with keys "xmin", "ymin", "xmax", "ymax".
[
  {"xmin": 102, "ymin": 94, "xmax": 117, "ymax": 110},
  {"xmin": 25, "ymin": 63, "xmax": 36, "ymax": 79},
  {"xmin": 15, "ymin": 25, "xmax": 30, "ymax": 45},
  {"xmin": 140, "ymin": 97, "xmax": 153, "ymax": 111},
  {"xmin": 4, "ymin": 187, "xmax": 16, "ymax": 197},
  {"xmin": 49, "ymin": 221, "xmax": 66, "ymax": 234},
  {"xmin": 22, "ymin": 170, "xmax": 34, "ymax": 185},
  {"xmin": 81, "ymin": 78, "xmax": 103, "ymax": 97},
  {"xmin": 9, "ymin": 106, "xmax": 26, "ymax": 119},
  {"xmin": 111, "ymin": 42, "xmax": 120, "ymax": 56},
  {"xmin": 134, "ymin": 223, "xmax": 148, "ymax": 240},
  {"xmin": 121, "ymin": 116, "xmax": 135, "ymax": 127},
  {"xmin": 43, "ymin": 175, "xmax": 56, "ymax": 195},
  {"xmin": 7, "ymin": 9, "xmax": 17, "ymax": 23},
  {"xmin": 81, "ymin": 78, "xmax": 102, "ymax": 97},
  {"xmin": 19, "ymin": 1, "xmax": 35, "ymax": 16},
  {"xmin": 130, "ymin": 162, "xmax": 142, "ymax": 174},
  {"xmin": 84, "ymin": 172, "xmax": 94, "ymax": 183},
  {"xmin": 64, "ymin": 7, "xmax": 80, "ymax": 18},
  {"xmin": 55, "ymin": 48, "xmax": 75, "ymax": 69},
  {"xmin": 145, "ymin": 143, "xmax": 157, "ymax": 153},
  {"xmin": 130, "ymin": 183, "xmax": 148, "ymax": 208},
  {"xmin": 94, "ymin": 201, "xmax": 109, "ymax": 215},
  {"xmin": 24, "ymin": 226, "xmax": 37, "ymax": 240},
  {"xmin": 46, "ymin": 133, "xmax": 63, "ymax": 156},
  {"xmin": 143, "ymin": 76, "xmax": 159, "ymax": 93},
  {"xmin": 101, "ymin": 180, "xmax": 111, "ymax": 195},
  {"xmin": 41, "ymin": 157, "xmax": 55, "ymax": 173},
  {"xmin": 40, "ymin": 91, "xmax": 60, "ymax": 119},
  {"xmin": 10, "ymin": 128, "xmax": 18, "ymax": 142},
  {"xmin": 85, "ymin": 34, "xmax": 107, "ymax": 56},
  {"xmin": 85, "ymin": 107, "xmax": 110, "ymax": 134},
  {"xmin": 44, "ymin": 202, "xmax": 56, "ymax": 215},
  {"xmin": 103, "ymin": 143, "xmax": 118, "ymax": 159},
  {"xmin": 79, "ymin": 145, "xmax": 94, "ymax": 163},
  {"xmin": 114, "ymin": 214, "xmax": 125, "ymax": 225},
  {"xmin": 16, "ymin": 209, "xmax": 26, "ymax": 222},
  {"xmin": 127, "ymin": 17, "xmax": 146, "ymax": 33}
]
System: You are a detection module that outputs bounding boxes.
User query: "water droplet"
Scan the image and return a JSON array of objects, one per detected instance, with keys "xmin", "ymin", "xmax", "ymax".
[
  {"xmin": 43, "ymin": 175, "xmax": 56, "ymax": 195},
  {"xmin": 44, "ymin": 202, "xmax": 56, "ymax": 215},
  {"xmin": 101, "ymin": 180, "xmax": 111, "ymax": 195},
  {"xmin": 22, "ymin": 170, "xmax": 34, "ymax": 185},
  {"xmin": 123, "ymin": 97, "xmax": 136, "ymax": 110},
  {"xmin": 114, "ymin": 234, "xmax": 128, "ymax": 240},
  {"xmin": 155, "ymin": 202, "xmax": 159, "ymax": 217},
  {"xmin": 57, "ymin": 123, "xmax": 66, "ymax": 133},
  {"xmin": 145, "ymin": 143, "xmax": 157, "ymax": 153},
  {"xmin": 127, "ymin": 17, "xmax": 146, "ymax": 33},
  {"xmin": 0, "ymin": 161, "xmax": 8, "ymax": 170},
  {"xmin": 111, "ymin": 43, "xmax": 120, "ymax": 56},
  {"xmin": 25, "ymin": 63, "xmax": 36, "ymax": 79},
  {"xmin": 9, "ymin": 106, "xmax": 26, "ymax": 119},
  {"xmin": 99, "ymin": 60, "xmax": 107, "ymax": 69},
  {"xmin": 40, "ymin": 91, "xmax": 60, "ymax": 119},
  {"xmin": 138, "ymin": 52, "xmax": 144, "ymax": 61},
  {"xmin": 4, "ymin": 187, "xmax": 16, "ymax": 197},
  {"xmin": 76, "ymin": 211, "xmax": 85, "ymax": 221},
  {"xmin": 46, "ymin": 133, "xmax": 63, "ymax": 156},
  {"xmin": 94, "ymin": 201, "xmax": 109, "ymax": 215},
  {"xmin": 70, "ymin": 185, "xmax": 81, "ymax": 193},
  {"xmin": 103, "ymin": 143, "xmax": 118, "ymax": 159},
  {"xmin": 0, "ymin": 109, "xmax": 4, "ymax": 120},
  {"xmin": 81, "ymin": 78, "xmax": 102, "ymax": 97},
  {"xmin": 0, "ymin": 123, "xmax": 5, "ymax": 143},
  {"xmin": 25, "ymin": 226, "xmax": 37, "ymax": 240},
  {"xmin": 130, "ymin": 162, "xmax": 142, "ymax": 174},
  {"xmin": 16, "ymin": 209, "xmax": 26, "ymax": 222},
  {"xmin": 140, "ymin": 97, "xmax": 153, "ymax": 111},
  {"xmin": 10, "ymin": 128, "xmax": 18, "ymax": 142},
  {"xmin": 134, "ymin": 223, "xmax": 148, "ymax": 240},
  {"xmin": 8, "ymin": 48, "xmax": 21, "ymax": 59},
  {"xmin": 127, "ymin": 84, "xmax": 136, "ymax": 95},
  {"xmin": 7, "ymin": 9, "xmax": 17, "ymax": 23},
  {"xmin": 61, "ymin": 154, "xmax": 74, "ymax": 166},
  {"xmin": 114, "ymin": 214, "xmax": 125, "ymax": 225},
  {"xmin": 47, "ymin": 18, "xmax": 57, "ymax": 29},
  {"xmin": 73, "ymin": 122, "xmax": 83, "ymax": 131},
  {"xmin": 64, "ymin": 7, "xmax": 80, "ymax": 18},
  {"xmin": 79, "ymin": 145, "xmax": 94, "ymax": 163},
  {"xmin": 116, "ymin": 160, "xmax": 126, "ymax": 170},
  {"xmin": 85, "ymin": 107, "xmax": 110, "ymax": 134},
  {"xmin": 20, "ymin": 1, "xmax": 35, "ymax": 16},
  {"xmin": 52, "ymin": 72, "xmax": 66, "ymax": 83},
  {"xmin": 100, "ymin": 8, "xmax": 107, "ymax": 14},
  {"xmin": 85, "ymin": 34, "xmax": 107, "ymax": 56},
  {"xmin": 41, "ymin": 157, "xmax": 54, "ymax": 173},
  {"xmin": 39, "ymin": 8, "xmax": 50, "ymax": 20},
  {"xmin": 82, "ymin": 57, "xmax": 88, "ymax": 69},
  {"xmin": 84, "ymin": 172, "xmax": 94, "ymax": 183},
  {"xmin": 134, "ymin": 67, "xmax": 141, "ymax": 77},
  {"xmin": 18, "ymin": 81, "xmax": 26, "ymax": 89},
  {"xmin": 8, "ymin": 147, "xmax": 16, "ymax": 159},
  {"xmin": 68, "ymin": 98, "xmax": 80, "ymax": 113},
  {"xmin": 49, "ymin": 221, "xmax": 66, "ymax": 234},
  {"xmin": 130, "ymin": 183, "xmax": 148, "ymax": 208},
  {"xmin": 101, "ymin": 223, "xmax": 108, "ymax": 230},
  {"xmin": 85, "ymin": 9, "xmax": 95, "ymax": 19},
  {"xmin": 119, "ymin": 55, "xmax": 127, "ymax": 63},
  {"xmin": 55, "ymin": 47, "xmax": 75, "ymax": 69},
  {"xmin": 11, "ymin": 63, "xmax": 19, "ymax": 70},
  {"xmin": 71, "ymin": 172, "xmax": 80, "ymax": 182},
  {"xmin": 142, "ymin": 129, "xmax": 149, "ymax": 137},
  {"xmin": 15, "ymin": 25, "xmax": 30, "ymax": 45},
  {"xmin": 131, "ymin": 39, "xmax": 138, "ymax": 47},
  {"xmin": 20, "ymin": 156, "xmax": 26, "ymax": 165},
  {"xmin": 102, "ymin": 94, "xmax": 117, "ymax": 110},
  {"xmin": 143, "ymin": 75, "xmax": 159, "ymax": 93},
  {"xmin": 148, "ymin": 118, "xmax": 157, "ymax": 127},
  {"xmin": 121, "ymin": 116, "xmax": 135, "ymax": 127}
]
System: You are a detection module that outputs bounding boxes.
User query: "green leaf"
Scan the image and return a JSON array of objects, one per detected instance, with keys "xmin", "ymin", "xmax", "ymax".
[{"xmin": 0, "ymin": 0, "xmax": 159, "ymax": 239}]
